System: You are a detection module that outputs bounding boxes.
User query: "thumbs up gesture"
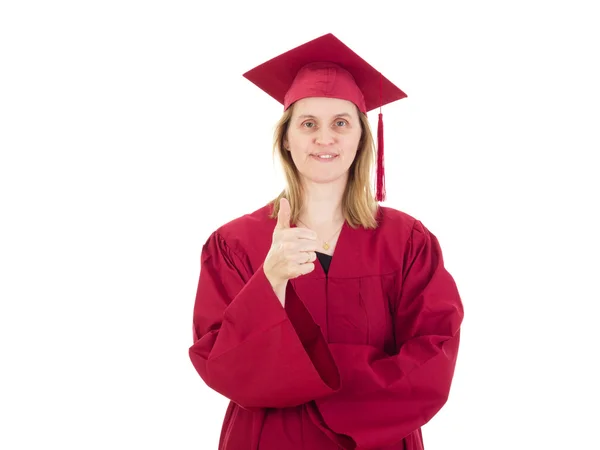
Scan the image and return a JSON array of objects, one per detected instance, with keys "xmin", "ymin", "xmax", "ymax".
[{"xmin": 264, "ymin": 198, "xmax": 318, "ymax": 301}]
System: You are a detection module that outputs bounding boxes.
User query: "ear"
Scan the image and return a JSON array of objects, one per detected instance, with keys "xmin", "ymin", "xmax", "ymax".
[{"xmin": 283, "ymin": 137, "xmax": 290, "ymax": 151}]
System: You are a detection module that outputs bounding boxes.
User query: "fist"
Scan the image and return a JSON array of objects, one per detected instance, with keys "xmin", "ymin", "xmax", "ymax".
[{"xmin": 264, "ymin": 198, "xmax": 319, "ymax": 288}]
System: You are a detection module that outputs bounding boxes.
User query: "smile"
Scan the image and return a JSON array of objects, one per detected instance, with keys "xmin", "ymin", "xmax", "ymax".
[{"xmin": 311, "ymin": 154, "xmax": 338, "ymax": 161}]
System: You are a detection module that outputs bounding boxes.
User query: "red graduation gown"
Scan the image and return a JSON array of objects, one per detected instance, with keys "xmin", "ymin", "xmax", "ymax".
[{"xmin": 189, "ymin": 203, "xmax": 464, "ymax": 449}]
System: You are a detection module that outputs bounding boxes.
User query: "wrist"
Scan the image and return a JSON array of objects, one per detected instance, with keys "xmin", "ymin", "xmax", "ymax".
[
  {"xmin": 270, "ymin": 278, "xmax": 287, "ymax": 292},
  {"xmin": 264, "ymin": 269, "xmax": 283, "ymax": 290}
]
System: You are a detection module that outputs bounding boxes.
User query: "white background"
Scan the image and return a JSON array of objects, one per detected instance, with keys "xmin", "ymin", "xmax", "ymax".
[{"xmin": 1, "ymin": 1, "xmax": 599, "ymax": 449}]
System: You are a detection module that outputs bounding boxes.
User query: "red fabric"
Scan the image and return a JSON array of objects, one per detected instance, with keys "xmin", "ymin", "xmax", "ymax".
[
  {"xmin": 189, "ymin": 203, "xmax": 463, "ymax": 449},
  {"xmin": 284, "ymin": 62, "xmax": 367, "ymax": 113},
  {"xmin": 376, "ymin": 112, "xmax": 386, "ymax": 202},
  {"xmin": 243, "ymin": 33, "xmax": 407, "ymax": 113}
]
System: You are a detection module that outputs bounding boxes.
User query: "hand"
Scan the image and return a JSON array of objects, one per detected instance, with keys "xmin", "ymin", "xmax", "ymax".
[{"xmin": 264, "ymin": 198, "xmax": 318, "ymax": 296}]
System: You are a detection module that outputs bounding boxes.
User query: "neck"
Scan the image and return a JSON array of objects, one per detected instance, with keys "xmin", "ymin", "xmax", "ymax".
[{"xmin": 299, "ymin": 176, "xmax": 346, "ymax": 226}]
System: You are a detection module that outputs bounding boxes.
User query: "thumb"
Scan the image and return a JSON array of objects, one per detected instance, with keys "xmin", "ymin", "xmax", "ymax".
[{"xmin": 276, "ymin": 198, "xmax": 291, "ymax": 230}]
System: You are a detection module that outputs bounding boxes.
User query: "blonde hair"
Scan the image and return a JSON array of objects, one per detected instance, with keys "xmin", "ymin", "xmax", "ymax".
[{"xmin": 268, "ymin": 104, "xmax": 380, "ymax": 229}]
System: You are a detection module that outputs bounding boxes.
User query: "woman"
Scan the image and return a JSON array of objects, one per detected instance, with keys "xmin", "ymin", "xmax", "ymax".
[{"xmin": 189, "ymin": 33, "xmax": 464, "ymax": 450}]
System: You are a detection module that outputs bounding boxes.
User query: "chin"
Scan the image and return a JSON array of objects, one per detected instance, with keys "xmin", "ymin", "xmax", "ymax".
[{"xmin": 300, "ymin": 171, "xmax": 347, "ymax": 185}]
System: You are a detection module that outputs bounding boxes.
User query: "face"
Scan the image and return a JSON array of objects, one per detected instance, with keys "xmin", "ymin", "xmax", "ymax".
[{"xmin": 284, "ymin": 97, "xmax": 362, "ymax": 186}]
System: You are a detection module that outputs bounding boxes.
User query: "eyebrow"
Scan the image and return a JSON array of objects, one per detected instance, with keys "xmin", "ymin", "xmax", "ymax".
[{"xmin": 297, "ymin": 113, "xmax": 353, "ymax": 120}]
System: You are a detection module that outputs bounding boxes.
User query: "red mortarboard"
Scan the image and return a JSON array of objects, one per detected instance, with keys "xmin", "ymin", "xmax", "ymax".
[{"xmin": 243, "ymin": 33, "xmax": 407, "ymax": 202}]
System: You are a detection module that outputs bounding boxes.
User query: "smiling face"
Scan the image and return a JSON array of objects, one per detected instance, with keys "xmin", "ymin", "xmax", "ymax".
[{"xmin": 284, "ymin": 97, "xmax": 362, "ymax": 186}]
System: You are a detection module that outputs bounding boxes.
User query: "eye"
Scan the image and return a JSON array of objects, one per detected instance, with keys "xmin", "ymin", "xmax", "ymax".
[
  {"xmin": 302, "ymin": 121, "xmax": 315, "ymax": 128},
  {"xmin": 335, "ymin": 119, "xmax": 348, "ymax": 127}
]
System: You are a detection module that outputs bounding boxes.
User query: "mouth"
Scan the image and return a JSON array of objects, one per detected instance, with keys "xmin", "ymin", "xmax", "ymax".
[{"xmin": 310, "ymin": 153, "xmax": 339, "ymax": 162}]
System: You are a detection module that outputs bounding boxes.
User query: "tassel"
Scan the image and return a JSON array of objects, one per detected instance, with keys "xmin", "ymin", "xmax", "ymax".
[{"xmin": 376, "ymin": 112, "xmax": 386, "ymax": 202}]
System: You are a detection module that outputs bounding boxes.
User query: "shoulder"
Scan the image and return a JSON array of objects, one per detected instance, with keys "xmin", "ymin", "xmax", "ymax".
[
  {"xmin": 205, "ymin": 202, "xmax": 275, "ymax": 260},
  {"xmin": 376, "ymin": 205, "xmax": 445, "ymax": 261},
  {"xmin": 216, "ymin": 202, "xmax": 274, "ymax": 237},
  {"xmin": 355, "ymin": 206, "xmax": 444, "ymax": 278},
  {"xmin": 376, "ymin": 205, "xmax": 425, "ymax": 241},
  {"xmin": 378, "ymin": 205, "xmax": 418, "ymax": 229},
  {"xmin": 373, "ymin": 205, "xmax": 434, "ymax": 260}
]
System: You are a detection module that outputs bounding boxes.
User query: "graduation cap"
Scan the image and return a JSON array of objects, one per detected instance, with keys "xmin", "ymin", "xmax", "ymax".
[{"xmin": 243, "ymin": 33, "xmax": 407, "ymax": 202}]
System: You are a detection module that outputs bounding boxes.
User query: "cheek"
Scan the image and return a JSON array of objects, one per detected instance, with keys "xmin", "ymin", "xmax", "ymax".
[
  {"xmin": 287, "ymin": 143, "xmax": 307, "ymax": 162},
  {"xmin": 290, "ymin": 148, "xmax": 311, "ymax": 165},
  {"xmin": 288, "ymin": 135, "xmax": 312, "ymax": 154},
  {"xmin": 340, "ymin": 134, "xmax": 361, "ymax": 153}
]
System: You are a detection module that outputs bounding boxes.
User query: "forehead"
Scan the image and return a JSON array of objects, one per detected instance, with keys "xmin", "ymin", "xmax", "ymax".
[{"xmin": 291, "ymin": 97, "xmax": 359, "ymax": 118}]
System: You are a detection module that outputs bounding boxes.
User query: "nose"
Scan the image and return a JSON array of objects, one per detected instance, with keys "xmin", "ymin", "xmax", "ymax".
[{"xmin": 314, "ymin": 127, "xmax": 335, "ymax": 146}]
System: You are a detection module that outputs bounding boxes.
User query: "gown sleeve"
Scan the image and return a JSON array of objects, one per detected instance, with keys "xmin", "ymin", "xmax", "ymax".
[
  {"xmin": 188, "ymin": 231, "xmax": 340, "ymax": 410},
  {"xmin": 314, "ymin": 219, "xmax": 464, "ymax": 449}
]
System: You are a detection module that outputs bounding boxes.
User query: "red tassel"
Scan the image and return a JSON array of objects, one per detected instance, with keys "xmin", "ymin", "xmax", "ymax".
[{"xmin": 376, "ymin": 112, "xmax": 386, "ymax": 202}]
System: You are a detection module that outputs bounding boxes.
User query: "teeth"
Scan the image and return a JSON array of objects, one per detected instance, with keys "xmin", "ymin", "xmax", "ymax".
[{"xmin": 317, "ymin": 155, "xmax": 335, "ymax": 159}]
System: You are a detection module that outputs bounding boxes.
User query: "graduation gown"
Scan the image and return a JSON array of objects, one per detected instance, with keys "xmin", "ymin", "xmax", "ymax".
[{"xmin": 189, "ymin": 203, "xmax": 464, "ymax": 450}]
